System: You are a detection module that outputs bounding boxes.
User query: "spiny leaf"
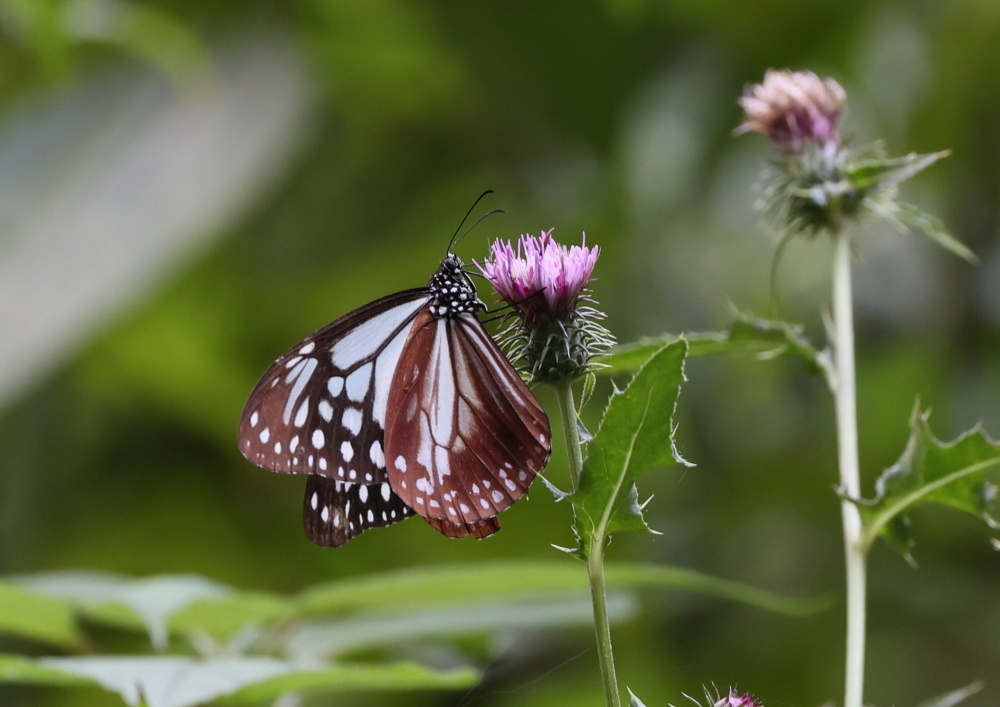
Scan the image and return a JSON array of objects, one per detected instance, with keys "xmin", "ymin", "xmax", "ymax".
[
  {"xmin": 845, "ymin": 150, "xmax": 949, "ymax": 192},
  {"xmin": 571, "ymin": 340, "xmax": 689, "ymax": 549},
  {"xmin": 858, "ymin": 405, "xmax": 1000, "ymax": 559},
  {"xmin": 601, "ymin": 314, "xmax": 829, "ymax": 380}
]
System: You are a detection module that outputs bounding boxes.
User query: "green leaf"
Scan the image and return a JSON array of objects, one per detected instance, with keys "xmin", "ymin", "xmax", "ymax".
[
  {"xmin": 845, "ymin": 150, "xmax": 949, "ymax": 192},
  {"xmin": 859, "ymin": 406, "xmax": 1000, "ymax": 559},
  {"xmin": 0, "ymin": 654, "xmax": 477, "ymax": 707},
  {"xmin": 601, "ymin": 314, "xmax": 830, "ymax": 380},
  {"xmin": 890, "ymin": 202, "xmax": 977, "ymax": 263},
  {"xmin": 298, "ymin": 560, "xmax": 819, "ymax": 618},
  {"xmin": 284, "ymin": 593, "xmax": 636, "ymax": 658},
  {"xmin": 11, "ymin": 572, "xmax": 293, "ymax": 648},
  {"xmin": 0, "ymin": 581, "xmax": 79, "ymax": 648},
  {"xmin": 571, "ymin": 341, "xmax": 689, "ymax": 548}
]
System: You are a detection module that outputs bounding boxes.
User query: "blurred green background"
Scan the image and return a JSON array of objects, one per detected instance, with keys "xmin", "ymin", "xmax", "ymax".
[{"xmin": 1, "ymin": 0, "xmax": 999, "ymax": 705}]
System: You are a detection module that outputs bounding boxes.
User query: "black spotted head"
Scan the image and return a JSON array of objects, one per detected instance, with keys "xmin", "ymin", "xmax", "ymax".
[{"xmin": 427, "ymin": 254, "xmax": 485, "ymax": 319}]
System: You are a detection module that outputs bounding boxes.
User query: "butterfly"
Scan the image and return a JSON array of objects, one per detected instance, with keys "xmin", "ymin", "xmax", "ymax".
[{"xmin": 238, "ymin": 224, "xmax": 551, "ymax": 547}]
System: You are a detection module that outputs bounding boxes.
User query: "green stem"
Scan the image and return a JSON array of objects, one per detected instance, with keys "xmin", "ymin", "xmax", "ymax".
[
  {"xmin": 831, "ymin": 231, "xmax": 867, "ymax": 707},
  {"xmin": 555, "ymin": 380, "xmax": 585, "ymax": 494},
  {"xmin": 553, "ymin": 380, "xmax": 621, "ymax": 707}
]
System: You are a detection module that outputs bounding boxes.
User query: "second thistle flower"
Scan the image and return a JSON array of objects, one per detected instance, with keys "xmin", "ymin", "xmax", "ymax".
[{"xmin": 479, "ymin": 230, "xmax": 614, "ymax": 383}]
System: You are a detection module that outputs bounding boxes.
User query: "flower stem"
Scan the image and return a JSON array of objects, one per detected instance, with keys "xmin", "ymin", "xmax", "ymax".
[
  {"xmin": 554, "ymin": 380, "xmax": 621, "ymax": 707},
  {"xmin": 831, "ymin": 231, "xmax": 867, "ymax": 707}
]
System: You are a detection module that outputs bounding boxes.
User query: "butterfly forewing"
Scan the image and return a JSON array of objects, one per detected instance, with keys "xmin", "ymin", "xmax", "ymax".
[
  {"xmin": 239, "ymin": 289, "xmax": 428, "ymax": 484},
  {"xmin": 384, "ymin": 309, "xmax": 551, "ymax": 526},
  {"xmin": 303, "ymin": 475, "xmax": 414, "ymax": 547}
]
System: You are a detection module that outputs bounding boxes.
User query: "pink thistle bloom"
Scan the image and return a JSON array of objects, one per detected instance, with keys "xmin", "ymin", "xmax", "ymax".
[
  {"xmin": 719, "ymin": 688, "xmax": 762, "ymax": 707},
  {"xmin": 481, "ymin": 229, "xmax": 599, "ymax": 323},
  {"xmin": 478, "ymin": 230, "xmax": 612, "ymax": 382},
  {"xmin": 736, "ymin": 69, "xmax": 846, "ymax": 154}
]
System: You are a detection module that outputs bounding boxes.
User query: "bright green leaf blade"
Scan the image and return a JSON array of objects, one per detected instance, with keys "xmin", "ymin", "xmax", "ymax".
[
  {"xmin": 571, "ymin": 341, "xmax": 689, "ymax": 543},
  {"xmin": 0, "ymin": 581, "xmax": 79, "ymax": 648},
  {"xmin": 859, "ymin": 406, "xmax": 1000, "ymax": 558},
  {"xmin": 601, "ymin": 316, "xmax": 830, "ymax": 379},
  {"xmin": 0, "ymin": 655, "xmax": 477, "ymax": 707}
]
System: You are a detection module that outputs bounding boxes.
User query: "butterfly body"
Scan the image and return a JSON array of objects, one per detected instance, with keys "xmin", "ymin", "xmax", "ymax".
[{"xmin": 239, "ymin": 254, "xmax": 550, "ymax": 547}]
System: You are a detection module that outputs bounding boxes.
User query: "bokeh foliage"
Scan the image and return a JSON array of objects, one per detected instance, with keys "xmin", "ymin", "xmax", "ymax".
[{"xmin": 2, "ymin": 1, "xmax": 999, "ymax": 705}]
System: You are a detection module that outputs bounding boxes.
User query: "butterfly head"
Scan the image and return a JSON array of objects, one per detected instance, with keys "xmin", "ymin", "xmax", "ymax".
[{"xmin": 427, "ymin": 254, "xmax": 485, "ymax": 319}]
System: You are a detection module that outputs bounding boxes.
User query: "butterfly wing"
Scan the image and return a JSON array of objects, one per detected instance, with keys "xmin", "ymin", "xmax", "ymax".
[
  {"xmin": 384, "ymin": 309, "xmax": 551, "ymax": 531},
  {"xmin": 303, "ymin": 475, "xmax": 414, "ymax": 547},
  {"xmin": 239, "ymin": 289, "xmax": 429, "ymax": 485}
]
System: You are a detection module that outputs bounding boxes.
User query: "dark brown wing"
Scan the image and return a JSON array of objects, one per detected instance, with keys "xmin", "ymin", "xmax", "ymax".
[
  {"xmin": 303, "ymin": 475, "xmax": 414, "ymax": 547},
  {"xmin": 239, "ymin": 290, "xmax": 428, "ymax": 484},
  {"xmin": 384, "ymin": 309, "xmax": 551, "ymax": 531}
]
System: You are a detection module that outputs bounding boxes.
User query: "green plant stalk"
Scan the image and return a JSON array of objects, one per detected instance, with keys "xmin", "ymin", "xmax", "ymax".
[
  {"xmin": 831, "ymin": 231, "xmax": 867, "ymax": 707},
  {"xmin": 554, "ymin": 380, "xmax": 621, "ymax": 707}
]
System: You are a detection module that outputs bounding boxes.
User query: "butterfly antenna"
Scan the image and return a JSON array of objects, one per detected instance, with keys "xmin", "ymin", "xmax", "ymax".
[{"xmin": 447, "ymin": 190, "xmax": 504, "ymax": 254}]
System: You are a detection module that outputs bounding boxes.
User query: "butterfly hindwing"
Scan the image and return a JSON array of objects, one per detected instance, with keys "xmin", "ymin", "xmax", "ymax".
[
  {"xmin": 384, "ymin": 309, "xmax": 551, "ymax": 527},
  {"xmin": 303, "ymin": 475, "xmax": 414, "ymax": 547},
  {"xmin": 239, "ymin": 290, "xmax": 428, "ymax": 484}
]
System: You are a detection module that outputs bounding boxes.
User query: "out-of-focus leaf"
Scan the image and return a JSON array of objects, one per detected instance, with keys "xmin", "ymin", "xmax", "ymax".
[
  {"xmin": 0, "ymin": 654, "xmax": 95, "ymax": 687},
  {"xmin": 64, "ymin": 0, "xmax": 209, "ymax": 83},
  {"xmin": 846, "ymin": 150, "xmax": 949, "ymax": 192},
  {"xmin": 0, "ymin": 32, "xmax": 309, "ymax": 408},
  {"xmin": 283, "ymin": 593, "xmax": 635, "ymax": 659},
  {"xmin": 298, "ymin": 560, "xmax": 820, "ymax": 618},
  {"xmin": 571, "ymin": 341, "xmax": 689, "ymax": 547},
  {"xmin": 218, "ymin": 661, "xmax": 479, "ymax": 705},
  {"xmin": 890, "ymin": 202, "xmax": 977, "ymax": 263},
  {"xmin": 0, "ymin": 654, "xmax": 478, "ymax": 707},
  {"xmin": 859, "ymin": 406, "xmax": 1000, "ymax": 559},
  {"xmin": 601, "ymin": 315, "xmax": 830, "ymax": 380},
  {"xmin": 12, "ymin": 572, "xmax": 292, "ymax": 648},
  {"xmin": 0, "ymin": 581, "xmax": 79, "ymax": 648},
  {"xmin": 914, "ymin": 681, "xmax": 984, "ymax": 707}
]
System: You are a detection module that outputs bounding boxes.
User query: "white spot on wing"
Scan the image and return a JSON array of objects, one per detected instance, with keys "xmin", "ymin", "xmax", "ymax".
[
  {"xmin": 416, "ymin": 477, "xmax": 434, "ymax": 494},
  {"xmin": 310, "ymin": 492, "xmax": 318, "ymax": 510},
  {"xmin": 299, "ymin": 342, "xmax": 316, "ymax": 355},
  {"xmin": 312, "ymin": 429, "xmax": 326, "ymax": 449},
  {"xmin": 381, "ymin": 483, "xmax": 391, "ymax": 501},
  {"xmin": 342, "ymin": 408, "xmax": 363, "ymax": 435},
  {"xmin": 491, "ymin": 489, "xmax": 504, "ymax": 504},
  {"xmin": 340, "ymin": 440, "xmax": 354, "ymax": 462},
  {"xmin": 249, "ymin": 411, "xmax": 259, "ymax": 428},
  {"xmin": 259, "ymin": 428, "xmax": 270, "ymax": 444},
  {"xmin": 345, "ymin": 363, "xmax": 373, "ymax": 403},
  {"xmin": 294, "ymin": 399, "xmax": 309, "ymax": 428},
  {"xmin": 358, "ymin": 485, "xmax": 368, "ymax": 502},
  {"xmin": 370, "ymin": 440, "xmax": 384, "ymax": 468},
  {"xmin": 394, "ymin": 456, "xmax": 407, "ymax": 473},
  {"xmin": 318, "ymin": 400, "xmax": 334, "ymax": 422}
]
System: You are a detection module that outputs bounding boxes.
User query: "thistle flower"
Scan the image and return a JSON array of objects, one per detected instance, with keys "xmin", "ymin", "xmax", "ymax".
[
  {"xmin": 736, "ymin": 69, "xmax": 846, "ymax": 156},
  {"xmin": 735, "ymin": 69, "xmax": 968, "ymax": 260},
  {"xmin": 478, "ymin": 230, "xmax": 614, "ymax": 383},
  {"xmin": 671, "ymin": 685, "xmax": 763, "ymax": 707}
]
